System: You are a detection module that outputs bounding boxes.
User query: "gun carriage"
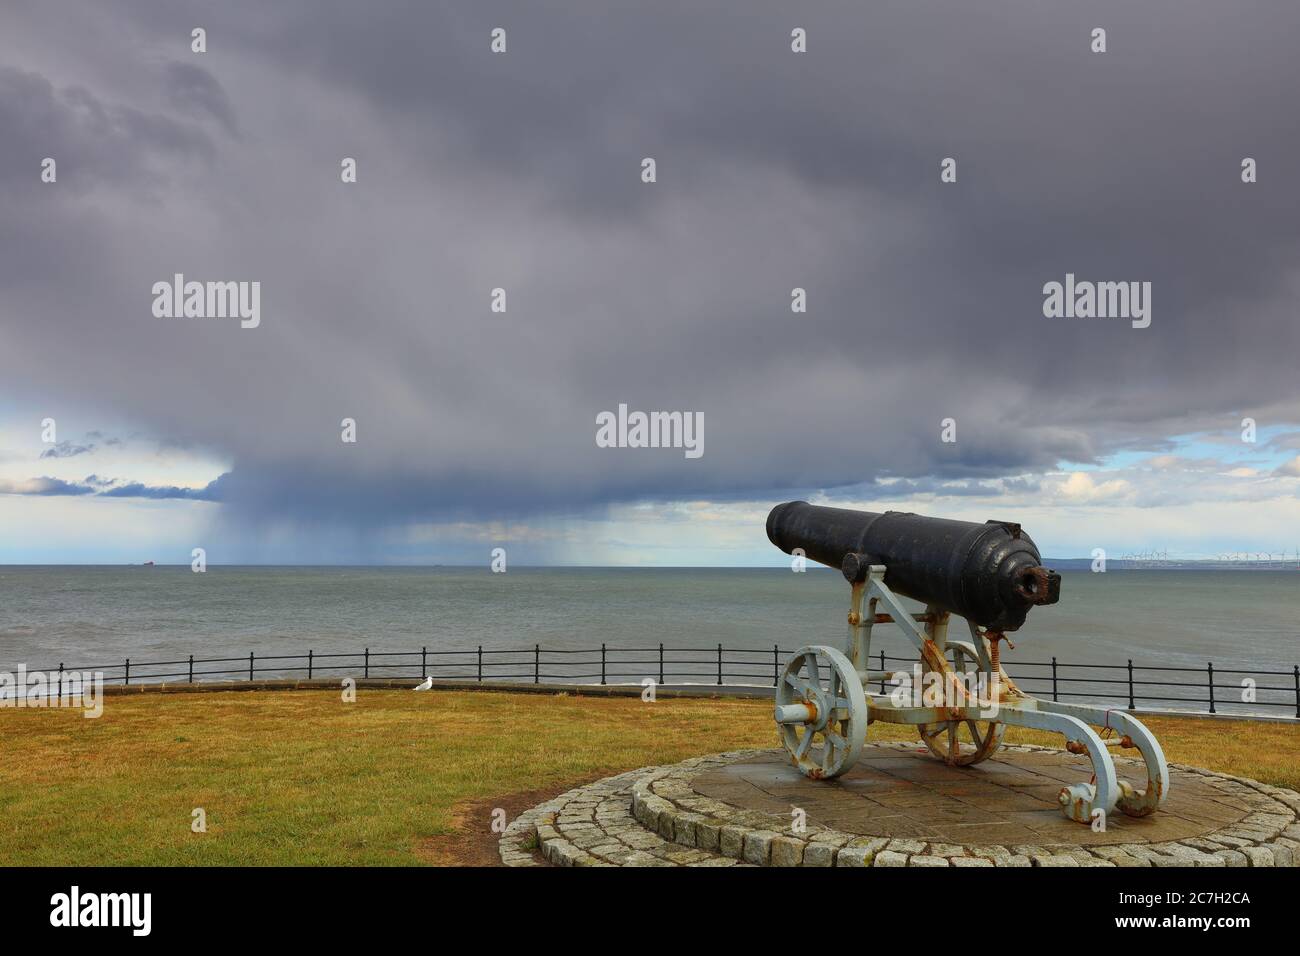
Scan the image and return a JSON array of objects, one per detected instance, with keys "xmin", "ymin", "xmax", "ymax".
[{"xmin": 767, "ymin": 501, "xmax": 1169, "ymax": 825}]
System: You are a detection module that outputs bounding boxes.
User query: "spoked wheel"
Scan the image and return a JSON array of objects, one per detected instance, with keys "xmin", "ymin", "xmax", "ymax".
[
  {"xmin": 775, "ymin": 645, "xmax": 868, "ymax": 780},
  {"xmin": 916, "ymin": 639, "xmax": 1005, "ymax": 767}
]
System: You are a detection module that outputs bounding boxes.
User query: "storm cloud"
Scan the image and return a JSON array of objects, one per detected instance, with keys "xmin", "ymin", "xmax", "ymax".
[{"xmin": 2, "ymin": 1, "xmax": 1299, "ymax": 540}]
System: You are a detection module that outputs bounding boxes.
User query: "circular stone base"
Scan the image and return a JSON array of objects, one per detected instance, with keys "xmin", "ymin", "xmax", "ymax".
[
  {"xmin": 501, "ymin": 743, "xmax": 1300, "ymax": 867},
  {"xmin": 693, "ymin": 746, "xmax": 1253, "ymax": 846}
]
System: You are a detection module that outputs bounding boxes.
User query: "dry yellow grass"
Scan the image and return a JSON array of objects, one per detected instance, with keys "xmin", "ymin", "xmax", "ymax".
[{"xmin": 0, "ymin": 688, "xmax": 1295, "ymax": 865}]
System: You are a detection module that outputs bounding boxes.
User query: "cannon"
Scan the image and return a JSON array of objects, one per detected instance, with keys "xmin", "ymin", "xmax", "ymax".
[{"xmin": 768, "ymin": 501, "xmax": 1169, "ymax": 826}]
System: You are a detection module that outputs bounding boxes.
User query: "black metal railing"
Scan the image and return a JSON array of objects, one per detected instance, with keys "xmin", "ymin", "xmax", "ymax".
[{"xmin": 22, "ymin": 645, "xmax": 1300, "ymax": 719}]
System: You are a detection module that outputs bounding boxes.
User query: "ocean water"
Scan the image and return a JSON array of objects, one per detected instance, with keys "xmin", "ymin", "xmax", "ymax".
[{"xmin": 1, "ymin": 567, "xmax": 1296, "ymax": 711}]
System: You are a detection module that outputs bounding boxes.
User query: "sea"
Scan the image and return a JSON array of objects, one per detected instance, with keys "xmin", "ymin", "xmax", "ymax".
[{"xmin": 1, "ymin": 567, "xmax": 1296, "ymax": 714}]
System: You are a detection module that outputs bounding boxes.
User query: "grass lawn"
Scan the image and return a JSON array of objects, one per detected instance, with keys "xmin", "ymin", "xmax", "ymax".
[{"xmin": 1, "ymin": 688, "xmax": 1297, "ymax": 865}]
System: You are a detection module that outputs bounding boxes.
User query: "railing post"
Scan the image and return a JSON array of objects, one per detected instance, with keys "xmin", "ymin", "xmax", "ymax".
[
  {"xmin": 1207, "ymin": 662, "xmax": 1216, "ymax": 714},
  {"xmin": 717, "ymin": 643, "xmax": 722, "ymax": 685},
  {"xmin": 773, "ymin": 644, "xmax": 779, "ymax": 687},
  {"xmin": 57, "ymin": 663, "xmax": 63, "ymax": 701},
  {"xmin": 125, "ymin": 658, "xmax": 130, "ymax": 686},
  {"xmin": 534, "ymin": 644, "xmax": 539, "ymax": 684},
  {"xmin": 1127, "ymin": 659, "xmax": 1135, "ymax": 709},
  {"xmin": 308, "ymin": 649, "xmax": 313, "ymax": 680},
  {"xmin": 421, "ymin": 646, "xmax": 427, "ymax": 677},
  {"xmin": 249, "ymin": 652, "xmax": 255, "ymax": 681},
  {"xmin": 364, "ymin": 647, "xmax": 369, "ymax": 679},
  {"xmin": 188, "ymin": 654, "xmax": 194, "ymax": 683},
  {"xmin": 879, "ymin": 650, "xmax": 886, "ymax": 693},
  {"xmin": 1051, "ymin": 656, "xmax": 1058, "ymax": 701},
  {"xmin": 1294, "ymin": 665, "xmax": 1299, "ymax": 719},
  {"xmin": 658, "ymin": 643, "xmax": 664, "ymax": 685},
  {"xmin": 477, "ymin": 645, "xmax": 483, "ymax": 683},
  {"xmin": 601, "ymin": 643, "xmax": 607, "ymax": 685}
]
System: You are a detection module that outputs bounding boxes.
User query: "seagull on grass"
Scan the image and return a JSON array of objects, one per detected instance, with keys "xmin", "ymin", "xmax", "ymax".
[{"xmin": 414, "ymin": 676, "xmax": 433, "ymax": 691}]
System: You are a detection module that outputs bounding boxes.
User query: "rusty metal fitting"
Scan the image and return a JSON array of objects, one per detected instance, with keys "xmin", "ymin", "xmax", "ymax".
[
  {"xmin": 1013, "ymin": 566, "xmax": 1062, "ymax": 606},
  {"xmin": 986, "ymin": 631, "xmax": 1014, "ymax": 672}
]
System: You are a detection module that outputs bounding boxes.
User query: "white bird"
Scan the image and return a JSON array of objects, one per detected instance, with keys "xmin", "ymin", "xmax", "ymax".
[{"xmin": 414, "ymin": 676, "xmax": 433, "ymax": 691}]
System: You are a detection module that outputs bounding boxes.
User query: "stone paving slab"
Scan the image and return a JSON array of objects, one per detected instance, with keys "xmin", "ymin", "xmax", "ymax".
[
  {"xmin": 691, "ymin": 745, "xmax": 1270, "ymax": 846},
  {"xmin": 500, "ymin": 743, "xmax": 1300, "ymax": 868}
]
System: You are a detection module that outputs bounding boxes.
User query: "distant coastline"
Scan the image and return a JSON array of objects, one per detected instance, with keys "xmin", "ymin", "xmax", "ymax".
[
  {"xmin": 1044, "ymin": 559, "xmax": 1300, "ymax": 572},
  {"xmin": 0, "ymin": 561, "xmax": 1298, "ymax": 571}
]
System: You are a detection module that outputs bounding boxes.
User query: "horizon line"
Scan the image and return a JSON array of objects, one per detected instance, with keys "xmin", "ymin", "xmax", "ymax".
[{"xmin": 1, "ymin": 560, "xmax": 1297, "ymax": 570}]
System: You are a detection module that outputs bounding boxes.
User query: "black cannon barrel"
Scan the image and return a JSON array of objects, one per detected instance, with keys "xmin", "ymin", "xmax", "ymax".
[{"xmin": 767, "ymin": 501, "xmax": 1061, "ymax": 632}]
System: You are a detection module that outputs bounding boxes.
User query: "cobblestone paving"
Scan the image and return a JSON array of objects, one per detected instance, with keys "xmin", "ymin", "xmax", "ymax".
[
  {"xmin": 499, "ymin": 743, "xmax": 1300, "ymax": 867},
  {"xmin": 498, "ymin": 757, "xmax": 760, "ymax": 867}
]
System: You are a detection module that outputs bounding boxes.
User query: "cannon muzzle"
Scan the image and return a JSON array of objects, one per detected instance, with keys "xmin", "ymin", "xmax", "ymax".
[{"xmin": 767, "ymin": 501, "xmax": 1060, "ymax": 631}]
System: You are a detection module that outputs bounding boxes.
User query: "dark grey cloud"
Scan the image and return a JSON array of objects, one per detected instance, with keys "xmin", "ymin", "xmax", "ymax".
[
  {"xmin": 0, "ymin": 477, "xmax": 94, "ymax": 496},
  {"xmin": 36, "ymin": 432, "xmax": 124, "ymax": 458},
  {"xmin": 2, "ymin": 1, "xmax": 1299, "ymax": 549},
  {"xmin": 36, "ymin": 431, "xmax": 123, "ymax": 458},
  {"xmin": 163, "ymin": 62, "xmax": 238, "ymax": 137},
  {"xmin": 97, "ymin": 478, "xmax": 223, "ymax": 500},
  {"xmin": 0, "ymin": 65, "xmax": 213, "ymax": 191},
  {"xmin": 39, "ymin": 440, "xmax": 94, "ymax": 459},
  {"xmin": 0, "ymin": 474, "xmax": 225, "ymax": 500},
  {"xmin": 862, "ymin": 476, "xmax": 1045, "ymax": 500}
]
